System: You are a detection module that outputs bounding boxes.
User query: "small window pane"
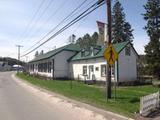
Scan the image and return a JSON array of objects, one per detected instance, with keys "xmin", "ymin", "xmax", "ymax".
[
  {"xmin": 89, "ymin": 65, "xmax": 94, "ymax": 72},
  {"xmin": 95, "ymin": 67, "xmax": 99, "ymax": 71},
  {"xmin": 101, "ymin": 65, "xmax": 106, "ymax": 77},
  {"xmin": 83, "ymin": 66, "xmax": 87, "ymax": 75}
]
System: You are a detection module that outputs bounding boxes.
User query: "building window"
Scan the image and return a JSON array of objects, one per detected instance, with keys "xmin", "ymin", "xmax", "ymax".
[
  {"xmin": 48, "ymin": 62, "xmax": 51, "ymax": 73},
  {"xmin": 30, "ymin": 64, "xmax": 34, "ymax": 72},
  {"xmin": 89, "ymin": 65, "xmax": 94, "ymax": 72},
  {"xmin": 125, "ymin": 46, "xmax": 131, "ymax": 56},
  {"xmin": 101, "ymin": 65, "xmax": 106, "ymax": 77},
  {"xmin": 95, "ymin": 67, "xmax": 99, "ymax": 71},
  {"xmin": 83, "ymin": 66, "xmax": 87, "ymax": 75}
]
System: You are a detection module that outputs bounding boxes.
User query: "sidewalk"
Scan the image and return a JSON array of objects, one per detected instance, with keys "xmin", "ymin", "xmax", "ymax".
[{"xmin": 12, "ymin": 74, "xmax": 133, "ymax": 120}]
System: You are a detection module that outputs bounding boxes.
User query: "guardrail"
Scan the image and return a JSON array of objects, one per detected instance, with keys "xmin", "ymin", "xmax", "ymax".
[{"xmin": 140, "ymin": 91, "xmax": 160, "ymax": 116}]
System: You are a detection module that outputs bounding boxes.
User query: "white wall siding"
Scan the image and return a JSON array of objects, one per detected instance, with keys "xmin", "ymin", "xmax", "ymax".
[
  {"xmin": 70, "ymin": 58, "xmax": 108, "ymax": 81},
  {"xmin": 54, "ymin": 50, "xmax": 76, "ymax": 78},
  {"xmin": 70, "ymin": 45, "xmax": 138, "ymax": 82},
  {"xmin": 29, "ymin": 50, "xmax": 77, "ymax": 79},
  {"xmin": 28, "ymin": 43, "xmax": 138, "ymax": 83},
  {"xmin": 118, "ymin": 45, "xmax": 138, "ymax": 82}
]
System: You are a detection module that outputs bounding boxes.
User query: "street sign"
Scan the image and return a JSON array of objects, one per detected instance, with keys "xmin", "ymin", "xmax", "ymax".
[{"xmin": 104, "ymin": 44, "xmax": 118, "ymax": 66}]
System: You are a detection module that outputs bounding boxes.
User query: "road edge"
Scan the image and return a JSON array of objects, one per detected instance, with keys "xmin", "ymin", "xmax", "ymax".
[{"xmin": 12, "ymin": 73, "xmax": 134, "ymax": 120}]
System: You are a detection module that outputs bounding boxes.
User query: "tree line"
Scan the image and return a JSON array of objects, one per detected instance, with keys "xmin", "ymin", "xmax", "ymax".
[
  {"xmin": 34, "ymin": 0, "xmax": 160, "ymax": 79},
  {"xmin": 76, "ymin": 0, "xmax": 160, "ymax": 79},
  {"xmin": 0, "ymin": 57, "xmax": 25, "ymax": 66},
  {"xmin": 75, "ymin": 0, "xmax": 134, "ymax": 47}
]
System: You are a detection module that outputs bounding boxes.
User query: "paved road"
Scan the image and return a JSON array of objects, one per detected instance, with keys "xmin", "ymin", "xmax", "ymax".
[
  {"xmin": 0, "ymin": 72, "xmax": 132, "ymax": 120},
  {"xmin": 0, "ymin": 72, "xmax": 106, "ymax": 120}
]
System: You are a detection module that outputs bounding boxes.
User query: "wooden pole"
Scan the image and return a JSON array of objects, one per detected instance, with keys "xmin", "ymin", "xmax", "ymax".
[{"xmin": 106, "ymin": 0, "xmax": 112, "ymax": 99}]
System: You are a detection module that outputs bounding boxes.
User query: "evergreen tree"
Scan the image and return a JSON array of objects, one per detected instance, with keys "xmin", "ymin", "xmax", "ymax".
[
  {"xmin": 143, "ymin": 0, "xmax": 160, "ymax": 78},
  {"xmin": 76, "ymin": 37, "xmax": 83, "ymax": 48},
  {"xmin": 123, "ymin": 22, "xmax": 134, "ymax": 41},
  {"xmin": 112, "ymin": 0, "xmax": 133, "ymax": 43},
  {"xmin": 82, "ymin": 34, "xmax": 91, "ymax": 49},
  {"xmin": 91, "ymin": 32, "xmax": 98, "ymax": 46},
  {"xmin": 76, "ymin": 32, "xmax": 98, "ymax": 49}
]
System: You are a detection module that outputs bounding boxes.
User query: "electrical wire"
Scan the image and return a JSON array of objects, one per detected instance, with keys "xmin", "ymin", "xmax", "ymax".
[
  {"xmin": 18, "ymin": 0, "xmax": 46, "ymax": 42},
  {"xmin": 25, "ymin": 0, "xmax": 67, "ymax": 45},
  {"xmin": 22, "ymin": 0, "xmax": 105, "ymax": 57},
  {"xmin": 21, "ymin": 0, "xmax": 105, "ymax": 57},
  {"xmin": 23, "ymin": 0, "xmax": 54, "ymax": 43},
  {"xmin": 23, "ymin": 0, "xmax": 89, "ymax": 53}
]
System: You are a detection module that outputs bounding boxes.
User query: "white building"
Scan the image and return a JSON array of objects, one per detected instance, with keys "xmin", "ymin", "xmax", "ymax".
[
  {"xmin": 28, "ymin": 44, "xmax": 80, "ymax": 79},
  {"xmin": 28, "ymin": 41, "xmax": 139, "ymax": 83}
]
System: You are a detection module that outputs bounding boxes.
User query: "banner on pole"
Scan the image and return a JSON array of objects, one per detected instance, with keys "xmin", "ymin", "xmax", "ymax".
[{"xmin": 96, "ymin": 21, "xmax": 108, "ymax": 45}]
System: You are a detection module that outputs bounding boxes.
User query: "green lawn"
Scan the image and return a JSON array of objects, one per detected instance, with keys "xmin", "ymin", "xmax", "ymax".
[{"xmin": 16, "ymin": 73, "xmax": 159, "ymax": 118}]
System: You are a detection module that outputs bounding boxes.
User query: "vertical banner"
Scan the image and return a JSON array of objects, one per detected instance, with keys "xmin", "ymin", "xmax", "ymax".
[{"xmin": 96, "ymin": 21, "xmax": 108, "ymax": 45}]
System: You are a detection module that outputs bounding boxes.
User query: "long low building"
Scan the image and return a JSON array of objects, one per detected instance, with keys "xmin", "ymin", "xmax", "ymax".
[{"xmin": 28, "ymin": 41, "xmax": 139, "ymax": 83}]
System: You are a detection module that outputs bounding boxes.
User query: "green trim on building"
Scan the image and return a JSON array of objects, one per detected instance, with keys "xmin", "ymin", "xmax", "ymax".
[
  {"xmin": 29, "ymin": 44, "xmax": 81, "ymax": 63},
  {"xmin": 70, "ymin": 41, "xmax": 130, "ymax": 61},
  {"xmin": 29, "ymin": 41, "xmax": 135, "ymax": 63}
]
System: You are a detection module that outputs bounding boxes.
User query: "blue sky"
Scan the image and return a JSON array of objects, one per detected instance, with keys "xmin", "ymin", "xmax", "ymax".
[{"xmin": 0, "ymin": 0, "xmax": 148, "ymax": 61}]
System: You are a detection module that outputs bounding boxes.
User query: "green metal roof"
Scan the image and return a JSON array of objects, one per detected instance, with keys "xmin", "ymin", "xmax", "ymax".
[
  {"xmin": 70, "ymin": 41, "xmax": 130, "ymax": 61},
  {"xmin": 29, "ymin": 44, "xmax": 81, "ymax": 63}
]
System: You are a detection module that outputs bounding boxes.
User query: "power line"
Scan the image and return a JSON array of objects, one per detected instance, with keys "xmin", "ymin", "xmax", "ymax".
[
  {"xmin": 68, "ymin": 0, "xmax": 96, "ymax": 21},
  {"xmin": 18, "ymin": 0, "xmax": 45, "ymax": 42},
  {"xmin": 65, "ymin": 0, "xmax": 97, "ymax": 35},
  {"xmin": 72, "ymin": 15, "xmax": 88, "ymax": 34},
  {"xmin": 22, "ymin": 0, "xmax": 105, "ymax": 57},
  {"xmin": 24, "ymin": 0, "xmax": 67, "ymax": 47},
  {"xmin": 23, "ymin": 0, "xmax": 89, "ymax": 54},
  {"xmin": 21, "ymin": 0, "xmax": 105, "ymax": 57},
  {"xmin": 23, "ymin": 0, "xmax": 55, "ymax": 43}
]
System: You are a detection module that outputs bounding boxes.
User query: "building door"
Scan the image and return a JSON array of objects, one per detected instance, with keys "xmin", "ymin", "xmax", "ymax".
[{"xmin": 88, "ymin": 65, "xmax": 94, "ymax": 80}]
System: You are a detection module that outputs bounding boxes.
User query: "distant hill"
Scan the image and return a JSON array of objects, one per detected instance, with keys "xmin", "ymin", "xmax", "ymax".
[{"xmin": 0, "ymin": 57, "xmax": 25, "ymax": 66}]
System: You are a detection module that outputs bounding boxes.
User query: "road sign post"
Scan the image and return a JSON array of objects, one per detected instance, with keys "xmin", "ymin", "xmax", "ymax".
[
  {"xmin": 104, "ymin": 43, "xmax": 118, "ymax": 100},
  {"xmin": 105, "ymin": 0, "xmax": 115, "ymax": 99}
]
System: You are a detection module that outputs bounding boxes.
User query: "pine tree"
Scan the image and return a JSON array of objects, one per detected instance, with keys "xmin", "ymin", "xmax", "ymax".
[
  {"xmin": 76, "ymin": 32, "xmax": 98, "ymax": 49},
  {"xmin": 112, "ymin": 0, "xmax": 133, "ymax": 43},
  {"xmin": 82, "ymin": 34, "xmax": 91, "ymax": 49},
  {"xmin": 91, "ymin": 32, "xmax": 98, "ymax": 46},
  {"xmin": 143, "ymin": 0, "xmax": 160, "ymax": 78},
  {"xmin": 123, "ymin": 22, "xmax": 134, "ymax": 41}
]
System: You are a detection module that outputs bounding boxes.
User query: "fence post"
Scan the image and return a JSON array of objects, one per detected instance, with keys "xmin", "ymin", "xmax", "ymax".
[{"xmin": 140, "ymin": 97, "xmax": 143, "ymax": 115}]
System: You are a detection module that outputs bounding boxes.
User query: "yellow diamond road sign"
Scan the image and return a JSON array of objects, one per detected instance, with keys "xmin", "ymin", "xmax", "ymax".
[{"xmin": 104, "ymin": 44, "xmax": 118, "ymax": 66}]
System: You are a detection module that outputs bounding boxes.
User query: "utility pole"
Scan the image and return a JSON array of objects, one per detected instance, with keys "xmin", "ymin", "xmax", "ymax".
[
  {"xmin": 16, "ymin": 45, "xmax": 23, "ymax": 73},
  {"xmin": 106, "ymin": 0, "xmax": 112, "ymax": 99}
]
